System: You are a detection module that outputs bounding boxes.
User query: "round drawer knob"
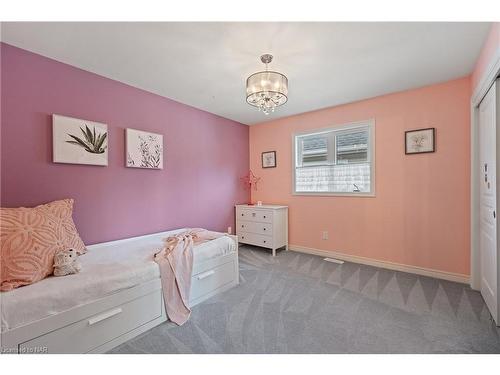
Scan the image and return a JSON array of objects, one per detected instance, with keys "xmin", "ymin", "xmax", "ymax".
[
  {"xmin": 263, "ymin": 240, "xmax": 266, "ymax": 243},
  {"xmin": 263, "ymin": 228, "xmax": 266, "ymax": 231},
  {"xmin": 263, "ymin": 216, "xmax": 266, "ymax": 218}
]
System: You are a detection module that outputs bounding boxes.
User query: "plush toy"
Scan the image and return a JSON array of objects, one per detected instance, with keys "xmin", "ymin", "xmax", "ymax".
[{"xmin": 53, "ymin": 248, "xmax": 82, "ymax": 277}]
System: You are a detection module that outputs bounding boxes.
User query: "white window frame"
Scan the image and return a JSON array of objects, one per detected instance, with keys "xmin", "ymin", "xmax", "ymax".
[{"xmin": 292, "ymin": 119, "xmax": 376, "ymax": 197}]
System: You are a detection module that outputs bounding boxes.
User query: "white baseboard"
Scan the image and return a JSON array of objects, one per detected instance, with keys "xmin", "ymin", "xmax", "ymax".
[{"xmin": 288, "ymin": 245, "xmax": 470, "ymax": 284}]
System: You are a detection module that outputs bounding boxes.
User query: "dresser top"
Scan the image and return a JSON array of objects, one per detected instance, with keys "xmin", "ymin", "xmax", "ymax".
[{"xmin": 236, "ymin": 204, "xmax": 288, "ymax": 210}]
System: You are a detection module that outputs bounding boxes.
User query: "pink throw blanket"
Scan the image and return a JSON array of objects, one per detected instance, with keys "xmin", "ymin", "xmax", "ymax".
[{"xmin": 154, "ymin": 229, "xmax": 224, "ymax": 325}]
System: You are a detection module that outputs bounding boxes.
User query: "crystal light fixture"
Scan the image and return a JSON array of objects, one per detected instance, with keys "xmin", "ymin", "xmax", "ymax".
[{"xmin": 246, "ymin": 54, "xmax": 288, "ymax": 115}]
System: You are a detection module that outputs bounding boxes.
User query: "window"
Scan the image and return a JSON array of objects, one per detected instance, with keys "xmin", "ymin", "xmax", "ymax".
[{"xmin": 293, "ymin": 120, "xmax": 375, "ymax": 195}]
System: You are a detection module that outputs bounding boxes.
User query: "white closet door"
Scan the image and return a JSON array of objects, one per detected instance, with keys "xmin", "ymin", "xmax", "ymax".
[{"xmin": 479, "ymin": 80, "xmax": 499, "ymax": 324}]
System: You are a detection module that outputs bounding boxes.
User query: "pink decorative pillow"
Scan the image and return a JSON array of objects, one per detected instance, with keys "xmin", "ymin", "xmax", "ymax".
[
  {"xmin": 41, "ymin": 199, "xmax": 87, "ymax": 256},
  {"xmin": 0, "ymin": 199, "xmax": 86, "ymax": 291}
]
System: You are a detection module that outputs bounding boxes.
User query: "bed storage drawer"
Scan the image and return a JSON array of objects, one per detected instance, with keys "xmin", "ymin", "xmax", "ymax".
[
  {"xmin": 19, "ymin": 289, "xmax": 162, "ymax": 354},
  {"xmin": 190, "ymin": 260, "xmax": 236, "ymax": 303}
]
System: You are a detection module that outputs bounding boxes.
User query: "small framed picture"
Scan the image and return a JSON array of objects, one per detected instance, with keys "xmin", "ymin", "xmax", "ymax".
[
  {"xmin": 126, "ymin": 128, "xmax": 164, "ymax": 169},
  {"xmin": 262, "ymin": 151, "xmax": 277, "ymax": 168},
  {"xmin": 405, "ymin": 128, "xmax": 435, "ymax": 154},
  {"xmin": 53, "ymin": 114, "xmax": 108, "ymax": 166}
]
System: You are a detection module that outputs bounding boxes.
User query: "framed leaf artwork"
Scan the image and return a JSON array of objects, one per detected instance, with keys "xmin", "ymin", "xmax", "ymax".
[
  {"xmin": 52, "ymin": 114, "xmax": 108, "ymax": 166},
  {"xmin": 126, "ymin": 128, "xmax": 164, "ymax": 169}
]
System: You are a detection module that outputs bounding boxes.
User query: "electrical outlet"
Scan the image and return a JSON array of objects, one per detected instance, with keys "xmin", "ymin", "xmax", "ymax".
[{"xmin": 322, "ymin": 231, "xmax": 329, "ymax": 240}]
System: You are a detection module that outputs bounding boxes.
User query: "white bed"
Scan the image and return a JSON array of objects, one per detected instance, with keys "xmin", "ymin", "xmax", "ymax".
[{"xmin": 0, "ymin": 229, "xmax": 239, "ymax": 353}]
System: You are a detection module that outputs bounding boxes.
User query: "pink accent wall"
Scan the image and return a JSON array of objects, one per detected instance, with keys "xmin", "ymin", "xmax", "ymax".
[
  {"xmin": 0, "ymin": 43, "xmax": 249, "ymax": 245},
  {"xmin": 250, "ymin": 77, "xmax": 471, "ymax": 276},
  {"xmin": 472, "ymin": 23, "xmax": 500, "ymax": 93}
]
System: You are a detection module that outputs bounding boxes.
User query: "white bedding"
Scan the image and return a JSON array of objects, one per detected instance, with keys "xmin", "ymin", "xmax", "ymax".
[{"xmin": 0, "ymin": 229, "xmax": 236, "ymax": 332}]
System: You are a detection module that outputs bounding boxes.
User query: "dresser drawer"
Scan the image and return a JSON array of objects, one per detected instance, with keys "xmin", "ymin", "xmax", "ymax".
[
  {"xmin": 238, "ymin": 209, "xmax": 273, "ymax": 223},
  {"xmin": 237, "ymin": 220, "xmax": 272, "ymax": 235},
  {"xmin": 20, "ymin": 290, "xmax": 162, "ymax": 354},
  {"xmin": 239, "ymin": 231, "xmax": 273, "ymax": 249}
]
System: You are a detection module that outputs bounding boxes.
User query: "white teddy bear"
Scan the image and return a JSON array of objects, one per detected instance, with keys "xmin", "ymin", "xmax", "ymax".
[{"xmin": 53, "ymin": 248, "xmax": 82, "ymax": 277}]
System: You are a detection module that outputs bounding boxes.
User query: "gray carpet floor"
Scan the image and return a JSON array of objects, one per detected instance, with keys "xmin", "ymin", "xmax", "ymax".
[{"xmin": 109, "ymin": 246, "xmax": 500, "ymax": 354}]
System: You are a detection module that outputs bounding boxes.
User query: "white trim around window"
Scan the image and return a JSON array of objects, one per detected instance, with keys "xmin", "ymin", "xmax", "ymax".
[{"xmin": 292, "ymin": 119, "xmax": 376, "ymax": 197}]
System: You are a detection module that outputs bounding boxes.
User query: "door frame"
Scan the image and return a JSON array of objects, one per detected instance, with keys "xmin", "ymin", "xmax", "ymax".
[{"xmin": 470, "ymin": 48, "xmax": 500, "ymax": 290}]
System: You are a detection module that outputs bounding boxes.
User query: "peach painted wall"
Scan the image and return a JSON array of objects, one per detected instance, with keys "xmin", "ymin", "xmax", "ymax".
[
  {"xmin": 250, "ymin": 77, "xmax": 471, "ymax": 276},
  {"xmin": 472, "ymin": 23, "xmax": 500, "ymax": 93}
]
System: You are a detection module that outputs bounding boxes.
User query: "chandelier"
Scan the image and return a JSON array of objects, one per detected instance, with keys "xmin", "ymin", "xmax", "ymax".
[{"xmin": 246, "ymin": 54, "xmax": 288, "ymax": 115}]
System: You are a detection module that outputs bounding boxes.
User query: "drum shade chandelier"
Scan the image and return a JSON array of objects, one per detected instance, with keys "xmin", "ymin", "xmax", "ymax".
[{"xmin": 246, "ymin": 54, "xmax": 288, "ymax": 115}]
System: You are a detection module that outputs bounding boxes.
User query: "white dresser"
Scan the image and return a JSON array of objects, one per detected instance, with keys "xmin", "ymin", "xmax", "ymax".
[{"xmin": 235, "ymin": 204, "xmax": 288, "ymax": 256}]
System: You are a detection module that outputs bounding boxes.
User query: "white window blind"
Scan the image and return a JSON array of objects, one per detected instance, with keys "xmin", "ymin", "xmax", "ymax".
[{"xmin": 293, "ymin": 121, "xmax": 374, "ymax": 195}]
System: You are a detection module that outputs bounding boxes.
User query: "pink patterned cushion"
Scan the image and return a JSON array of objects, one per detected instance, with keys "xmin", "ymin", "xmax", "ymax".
[{"xmin": 0, "ymin": 199, "xmax": 86, "ymax": 291}]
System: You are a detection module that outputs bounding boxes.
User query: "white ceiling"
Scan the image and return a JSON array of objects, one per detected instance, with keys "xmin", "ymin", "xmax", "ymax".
[{"xmin": 1, "ymin": 22, "xmax": 491, "ymax": 125}]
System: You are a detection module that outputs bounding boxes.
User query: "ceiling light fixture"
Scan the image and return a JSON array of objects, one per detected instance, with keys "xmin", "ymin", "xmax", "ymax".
[{"xmin": 246, "ymin": 54, "xmax": 288, "ymax": 115}]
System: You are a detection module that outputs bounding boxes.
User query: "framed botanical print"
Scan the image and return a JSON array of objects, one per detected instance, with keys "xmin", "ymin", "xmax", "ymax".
[
  {"xmin": 53, "ymin": 114, "xmax": 108, "ymax": 166},
  {"xmin": 262, "ymin": 151, "xmax": 277, "ymax": 168},
  {"xmin": 126, "ymin": 128, "xmax": 164, "ymax": 169},
  {"xmin": 405, "ymin": 128, "xmax": 435, "ymax": 154}
]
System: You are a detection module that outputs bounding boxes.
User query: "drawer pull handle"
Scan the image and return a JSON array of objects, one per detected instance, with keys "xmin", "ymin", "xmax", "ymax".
[
  {"xmin": 263, "ymin": 240, "xmax": 266, "ymax": 243},
  {"xmin": 241, "ymin": 213, "xmax": 244, "ymax": 216},
  {"xmin": 197, "ymin": 270, "xmax": 215, "ymax": 280},
  {"xmin": 241, "ymin": 225, "xmax": 244, "ymax": 228},
  {"xmin": 263, "ymin": 228, "xmax": 266, "ymax": 231},
  {"xmin": 88, "ymin": 308, "xmax": 123, "ymax": 326},
  {"xmin": 263, "ymin": 216, "xmax": 266, "ymax": 218},
  {"xmin": 252, "ymin": 213, "xmax": 256, "ymax": 217}
]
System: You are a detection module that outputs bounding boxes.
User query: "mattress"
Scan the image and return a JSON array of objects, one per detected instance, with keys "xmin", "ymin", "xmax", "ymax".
[{"xmin": 1, "ymin": 229, "xmax": 236, "ymax": 332}]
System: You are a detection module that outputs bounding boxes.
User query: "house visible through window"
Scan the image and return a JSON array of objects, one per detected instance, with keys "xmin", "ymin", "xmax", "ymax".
[{"xmin": 294, "ymin": 121, "xmax": 374, "ymax": 195}]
